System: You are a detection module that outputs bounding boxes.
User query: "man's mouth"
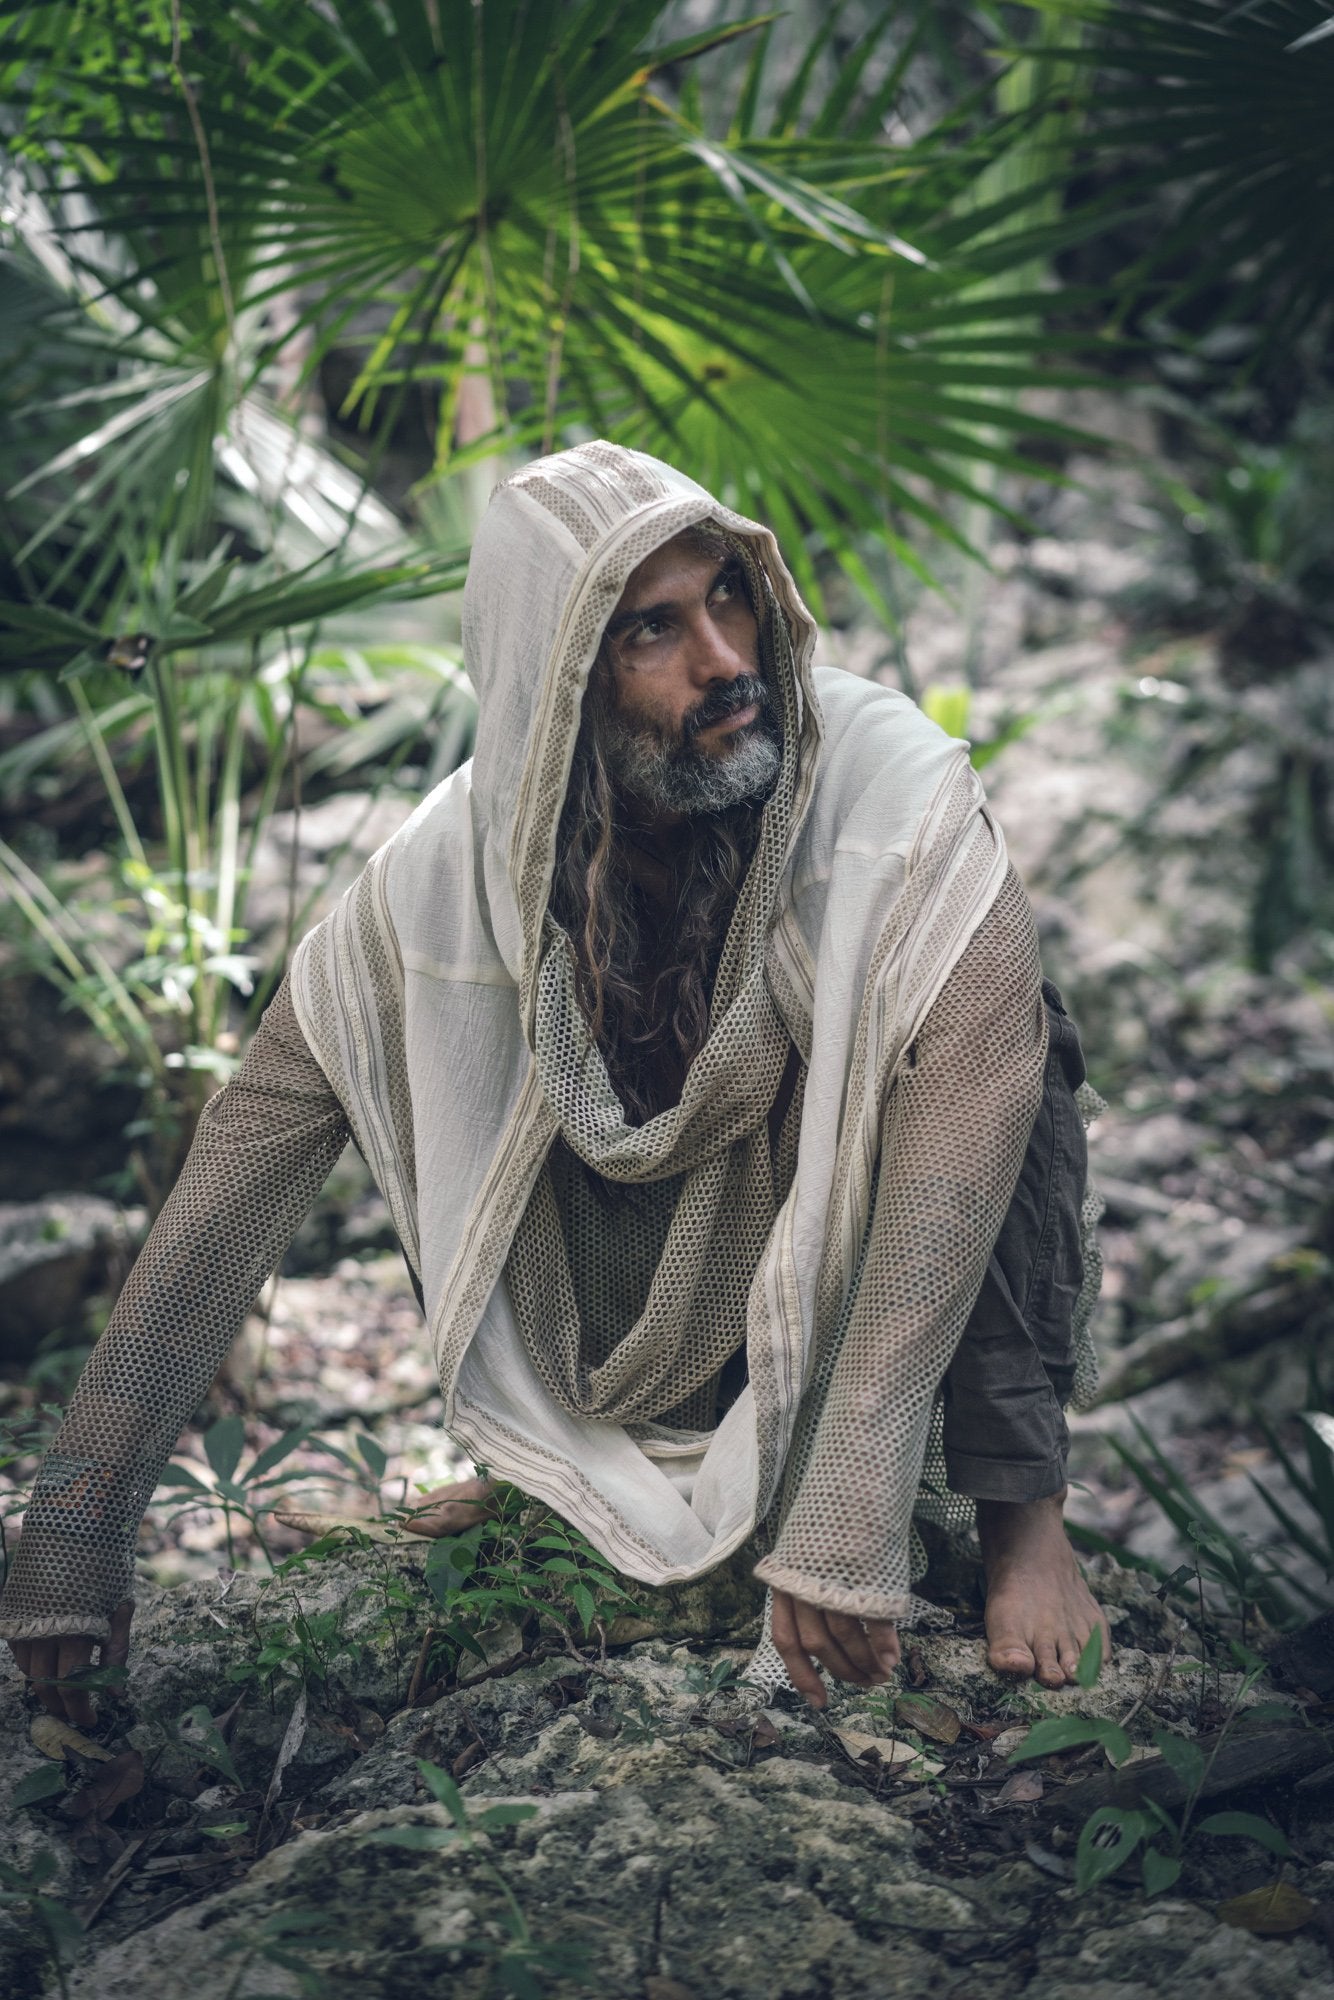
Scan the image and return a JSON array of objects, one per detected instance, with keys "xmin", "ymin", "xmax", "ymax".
[
  {"xmin": 685, "ymin": 677, "xmax": 769, "ymax": 743},
  {"xmin": 700, "ymin": 702, "xmax": 759, "ymax": 737}
]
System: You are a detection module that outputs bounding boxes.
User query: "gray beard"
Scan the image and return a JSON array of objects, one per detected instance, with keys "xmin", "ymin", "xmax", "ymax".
[{"xmin": 601, "ymin": 706, "xmax": 782, "ymax": 817}]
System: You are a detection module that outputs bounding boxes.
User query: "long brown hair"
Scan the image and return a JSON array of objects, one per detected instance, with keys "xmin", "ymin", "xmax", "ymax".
[{"xmin": 547, "ymin": 527, "xmax": 767, "ymax": 1124}]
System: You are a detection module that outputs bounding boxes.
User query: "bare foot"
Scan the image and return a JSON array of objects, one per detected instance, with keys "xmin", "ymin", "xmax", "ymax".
[
  {"xmin": 402, "ymin": 1473, "xmax": 498, "ymax": 1538},
  {"xmin": 976, "ymin": 1489, "xmax": 1110, "ymax": 1688}
]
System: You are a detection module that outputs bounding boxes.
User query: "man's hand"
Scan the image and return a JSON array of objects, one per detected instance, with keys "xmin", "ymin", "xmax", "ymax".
[
  {"xmin": 770, "ymin": 1588, "xmax": 900, "ymax": 1709},
  {"xmin": 401, "ymin": 1474, "xmax": 499, "ymax": 1538},
  {"xmin": 7, "ymin": 1598, "xmax": 134, "ymax": 1729}
]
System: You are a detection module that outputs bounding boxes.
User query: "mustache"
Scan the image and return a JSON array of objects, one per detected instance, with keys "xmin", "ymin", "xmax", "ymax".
[{"xmin": 682, "ymin": 673, "xmax": 773, "ymax": 743}]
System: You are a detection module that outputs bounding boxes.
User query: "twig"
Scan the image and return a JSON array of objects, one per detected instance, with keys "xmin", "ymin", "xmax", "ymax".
[
  {"xmin": 75, "ymin": 1835, "xmax": 148, "ymax": 1929},
  {"xmin": 406, "ymin": 1627, "xmax": 437, "ymax": 1708}
]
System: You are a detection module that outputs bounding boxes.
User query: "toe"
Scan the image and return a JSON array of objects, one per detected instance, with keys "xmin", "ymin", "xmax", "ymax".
[
  {"xmin": 987, "ymin": 1635, "xmax": 1036, "ymax": 1676},
  {"xmin": 1033, "ymin": 1636, "xmax": 1065, "ymax": 1686}
]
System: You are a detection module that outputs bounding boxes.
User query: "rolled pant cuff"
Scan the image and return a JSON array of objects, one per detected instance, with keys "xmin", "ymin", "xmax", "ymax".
[{"xmin": 943, "ymin": 1449, "xmax": 1067, "ymax": 1504}]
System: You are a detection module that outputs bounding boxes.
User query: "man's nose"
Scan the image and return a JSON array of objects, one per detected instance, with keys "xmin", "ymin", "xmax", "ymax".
[{"xmin": 685, "ymin": 610, "xmax": 750, "ymax": 685}]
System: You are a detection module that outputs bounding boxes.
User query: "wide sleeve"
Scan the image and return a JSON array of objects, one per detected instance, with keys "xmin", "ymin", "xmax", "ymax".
[
  {"xmin": 754, "ymin": 865, "xmax": 1047, "ymax": 1622},
  {"xmin": 0, "ymin": 979, "xmax": 350, "ymax": 1641}
]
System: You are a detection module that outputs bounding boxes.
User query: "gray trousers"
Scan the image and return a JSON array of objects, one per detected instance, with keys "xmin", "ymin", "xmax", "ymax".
[{"xmin": 942, "ymin": 979, "xmax": 1088, "ymax": 1504}]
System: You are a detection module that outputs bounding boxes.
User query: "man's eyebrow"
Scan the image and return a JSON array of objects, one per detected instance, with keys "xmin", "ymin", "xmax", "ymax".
[
  {"xmin": 605, "ymin": 596, "xmax": 676, "ymax": 639},
  {"xmin": 604, "ymin": 563, "xmax": 739, "ymax": 639}
]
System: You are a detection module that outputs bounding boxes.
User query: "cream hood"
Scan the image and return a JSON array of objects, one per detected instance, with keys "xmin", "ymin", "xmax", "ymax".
[{"xmin": 459, "ymin": 440, "xmax": 821, "ymax": 1030}]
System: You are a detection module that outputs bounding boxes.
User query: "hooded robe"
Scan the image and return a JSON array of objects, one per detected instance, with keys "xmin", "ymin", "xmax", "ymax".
[{"xmin": 0, "ymin": 442, "xmax": 1099, "ymax": 1663}]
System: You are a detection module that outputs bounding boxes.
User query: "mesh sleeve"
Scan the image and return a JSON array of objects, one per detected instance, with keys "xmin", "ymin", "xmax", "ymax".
[
  {"xmin": 0, "ymin": 979, "xmax": 349, "ymax": 1641},
  {"xmin": 755, "ymin": 866, "xmax": 1047, "ymax": 1623}
]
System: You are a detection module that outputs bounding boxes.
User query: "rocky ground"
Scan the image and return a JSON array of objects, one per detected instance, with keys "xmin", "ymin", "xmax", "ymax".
[
  {"xmin": 3, "ymin": 1535, "xmax": 1333, "ymax": 2000},
  {"xmin": 3, "ymin": 414, "xmax": 1333, "ymax": 1994}
]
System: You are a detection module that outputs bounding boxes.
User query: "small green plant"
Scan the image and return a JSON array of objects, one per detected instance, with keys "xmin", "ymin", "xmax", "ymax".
[
  {"xmin": 1103, "ymin": 1412, "xmax": 1329, "ymax": 1632},
  {"xmin": 682, "ymin": 1656, "xmax": 747, "ymax": 1700},
  {"xmin": 172, "ymin": 1703, "xmax": 245, "ymax": 1789},
  {"xmin": 226, "ymin": 1601, "xmax": 350, "ymax": 1702},
  {"xmin": 1008, "ymin": 1633, "xmax": 1290, "ymax": 1896},
  {"xmin": 0, "ymin": 1851, "xmax": 84, "ymax": 2000},
  {"xmin": 153, "ymin": 1413, "xmax": 383, "ymax": 1570},
  {"xmin": 365, "ymin": 1760, "xmax": 591, "ymax": 1996},
  {"xmin": 214, "ymin": 1906, "xmax": 343, "ymax": 1999},
  {"xmin": 409, "ymin": 1484, "xmax": 644, "ymax": 1684}
]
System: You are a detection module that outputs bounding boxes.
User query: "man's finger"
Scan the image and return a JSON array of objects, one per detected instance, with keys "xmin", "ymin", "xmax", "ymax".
[
  {"xmin": 771, "ymin": 1591, "xmax": 827, "ymax": 1707},
  {"xmin": 793, "ymin": 1603, "xmax": 864, "ymax": 1688},
  {"xmin": 825, "ymin": 1611, "xmax": 888, "ymax": 1684},
  {"xmin": 105, "ymin": 1600, "xmax": 135, "ymax": 1671},
  {"xmin": 55, "ymin": 1638, "xmax": 95, "ymax": 1728},
  {"xmin": 27, "ymin": 1639, "xmax": 67, "ymax": 1719},
  {"xmin": 865, "ymin": 1618, "xmax": 901, "ymax": 1675}
]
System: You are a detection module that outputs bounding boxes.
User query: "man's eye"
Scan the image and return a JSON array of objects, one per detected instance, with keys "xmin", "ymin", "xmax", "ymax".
[
  {"xmin": 711, "ymin": 572, "xmax": 738, "ymax": 604},
  {"xmin": 630, "ymin": 617, "xmax": 668, "ymax": 647}
]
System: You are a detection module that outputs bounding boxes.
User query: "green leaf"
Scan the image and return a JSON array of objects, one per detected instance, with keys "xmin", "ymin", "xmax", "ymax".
[
  {"xmin": 203, "ymin": 1415, "xmax": 246, "ymax": 1484},
  {"xmin": 1196, "ymin": 1812, "xmax": 1291, "ymax": 1858},
  {"xmin": 1075, "ymin": 1623, "xmax": 1104, "ymax": 1690},
  {"xmin": 476, "ymin": 1804, "xmax": 539, "ymax": 1830},
  {"xmin": 921, "ymin": 684, "xmax": 972, "ymax": 741},
  {"xmin": 155, "ymin": 1462, "xmax": 212, "ymax": 1495},
  {"xmin": 11, "ymin": 1763, "xmax": 66, "ymax": 1808},
  {"xmin": 176, "ymin": 1703, "xmax": 242, "ymax": 1789},
  {"xmin": 355, "ymin": 1433, "xmax": 388, "ymax": 1480},
  {"xmin": 417, "ymin": 1761, "xmax": 468, "ymax": 1829},
  {"xmin": 1007, "ymin": 1716, "xmax": 1133, "ymax": 1766},
  {"xmin": 1141, "ymin": 1846, "xmax": 1182, "ymax": 1895},
  {"xmin": 245, "ymin": 1423, "xmax": 320, "ymax": 1485},
  {"xmin": 569, "ymin": 1582, "xmax": 597, "ymax": 1636},
  {"xmin": 1075, "ymin": 1807, "xmax": 1148, "ymax": 1893},
  {"xmin": 1151, "ymin": 1729, "xmax": 1206, "ymax": 1791}
]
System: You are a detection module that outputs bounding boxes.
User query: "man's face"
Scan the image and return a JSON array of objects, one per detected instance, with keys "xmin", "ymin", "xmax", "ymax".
[{"xmin": 597, "ymin": 533, "xmax": 782, "ymax": 819}]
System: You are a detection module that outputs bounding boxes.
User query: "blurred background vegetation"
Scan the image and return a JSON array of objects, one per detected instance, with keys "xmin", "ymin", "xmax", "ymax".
[{"xmin": 0, "ymin": 0, "xmax": 1331, "ymax": 1620}]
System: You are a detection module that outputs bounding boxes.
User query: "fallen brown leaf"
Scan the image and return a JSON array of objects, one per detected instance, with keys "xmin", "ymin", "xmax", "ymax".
[
  {"xmin": 65, "ymin": 1749, "xmax": 145, "ymax": 1823},
  {"xmin": 958, "ymin": 1720, "xmax": 1006, "ymax": 1742},
  {"xmin": 1217, "ymin": 1882, "xmax": 1317, "ymax": 1936},
  {"xmin": 906, "ymin": 1646, "xmax": 928, "ymax": 1687},
  {"xmin": 30, "ymin": 1715, "xmax": 113, "ymax": 1764},
  {"xmin": 751, "ymin": 1714, "xmax": 781, "ymax": 1749},
  {"xmin": 451, "ymin": 1740, "xmax": 487, "ymax": 1779},
  {"xmin": 830, "ymin": 1727, "xmax": 944, "ymax": 1778},
  {"xmin": 993, "ymin": 1769, "xmax": 1043, "ymax": 1807},
  {"xmin": 894, "ymin": 1694, "xmax": 962, "ymax": 1745},
  {"xmin": 644, "ymin": 1980, "xmax": 697, "ymax": 2000}
]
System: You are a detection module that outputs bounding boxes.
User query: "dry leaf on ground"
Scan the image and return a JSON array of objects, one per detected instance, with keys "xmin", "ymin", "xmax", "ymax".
[
  {"xmin": 894, "ymin": 1694, "xmax": 962, "ymax": 1745},
  {"xmin": 1217, "ymin": 1882, "xmax": 1317, "ymax": 1936},
  {"xmin": 65, "ymin": 1749, "xmax": 145, "ymax": 1823},
  {"xmin": 30, "ymin": 1715, "xmax": 113, "ymax": 1763},
  {"xmin": 993, "ymin": 1769, "xmax": 1044, "ymax": 1807},
  {"xmin": 831, "ymin": 1727, "xmax": 944, "ymax": 1777}
]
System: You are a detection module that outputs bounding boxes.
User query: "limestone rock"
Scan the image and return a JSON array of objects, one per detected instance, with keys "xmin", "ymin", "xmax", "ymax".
[{"xmin": 0, "ymin": 1195, "xmax": 143, "ymax": 1358}]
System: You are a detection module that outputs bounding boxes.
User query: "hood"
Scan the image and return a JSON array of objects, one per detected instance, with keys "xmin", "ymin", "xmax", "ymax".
[{"xmin": 460, "ymin": 440, "xmax": 822, "ymax": 1027}]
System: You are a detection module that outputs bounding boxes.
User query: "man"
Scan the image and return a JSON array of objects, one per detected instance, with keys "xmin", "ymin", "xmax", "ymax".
[{"xmin": 2, "ymin": 443, "xmax": 1108, "ymax": 1722}]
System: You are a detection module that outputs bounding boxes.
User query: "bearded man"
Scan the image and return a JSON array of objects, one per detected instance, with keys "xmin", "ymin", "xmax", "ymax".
[{"xmin": 3, "ymin": 442, "xmax": 1109, "ymax": 1722}]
